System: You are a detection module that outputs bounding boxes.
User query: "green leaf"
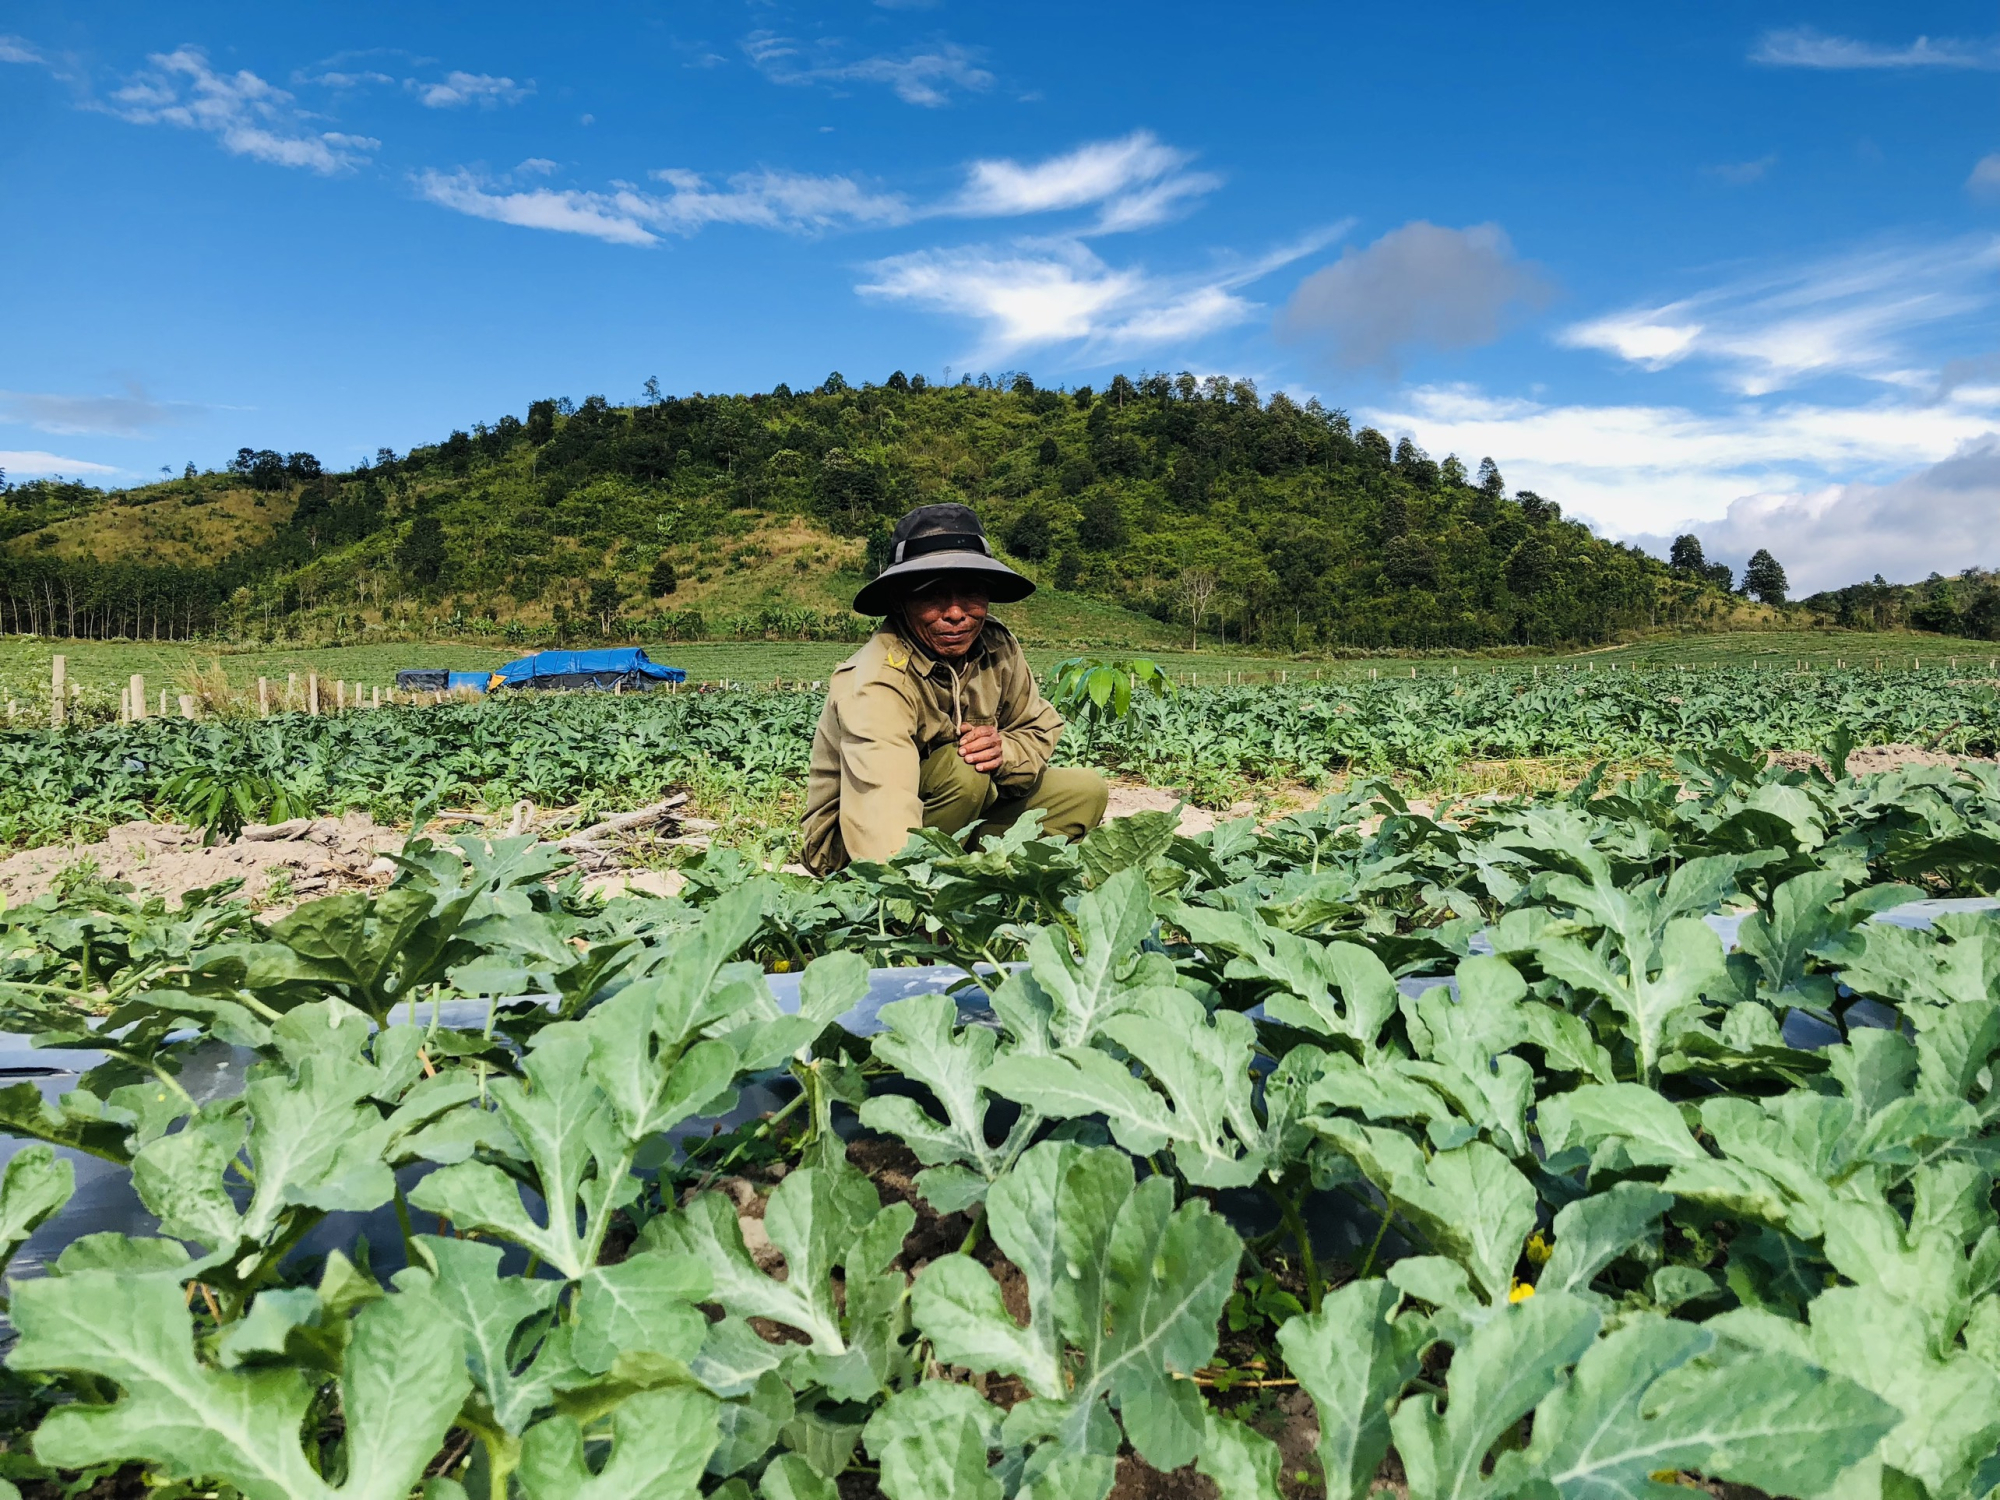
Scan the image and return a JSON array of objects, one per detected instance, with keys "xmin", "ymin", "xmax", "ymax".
[
  {"xmin": 571, "ymin": 1251, "xmax": 712, "ymax": 1375},
  {"xmin": 0, "ymin": 1143, "xmax": 73, "ymax": 1278},
  {"xmin": 760, "ymin": 1452, "xmax": 839, "ymax": 1500},
  {"xmin": 1315, "ymin": 1123, "xmax": 1536, "ymax": 1304},
  {"xmin": 1537, "ymin": 1184, "xmax": 1674, "ymax": 1300},
  {"xmin": 14, "ymin": 1270, "xmax": 467, "ymax": 1500},
  {"xmin": 1389, "ymin": 1291, "xmax": 1601, "ymax": 1500},
  {"xmin": 911, "ymin": 1141, "xmax": 1240, "ymax": 1471},
  {"xmin": 409, "ymin": 1235, "xmax": 570, "ymax": 1437},
  {"xmin": 516, "ymin": 1387, "xmax": 720, "ymax": 1500},
  {"xmin": 1515, "ymin": 1315, "xmax": 1898, "ymax": 1499},
  {"xmin": 864, "ymin": 1383, "xmax": 1004, "ymax": 1500},
  {"xmin": 1078, "ymin": 810, "xmax": 1179, "ymax": 887},
  {"xmin": 858, "ymin": 994, "xmax": 1028, "ymax": 1209},
  {"xmin": 1196, "ymin": 1411, "xmax": 1283, "ymax": 1500},
  {"xmin": 1277, "ymin": 1278, "xmax": 1430, "ymax": 1500}
]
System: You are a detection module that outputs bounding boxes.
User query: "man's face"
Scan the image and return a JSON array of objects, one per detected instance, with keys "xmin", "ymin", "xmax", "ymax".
[{"xmin": 903, "ymin": 579, "xmax": 990, "ymax": 660}]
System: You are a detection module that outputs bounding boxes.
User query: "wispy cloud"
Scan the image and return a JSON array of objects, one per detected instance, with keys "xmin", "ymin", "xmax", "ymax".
[
  {"xmin": 0, "ymin": 34, "xmax": 44, "ymax": 65},
  {"xmin": 742, "ymin": 31, "xmax": 992, "ymax": 106},
  {"xmin": 0, "ymin": 385, "xmax": 199, "ymax": 439},
  {"xmin": 859, "ymin": 230, "xmax": 1339, "ymax": 362},
  {"xmin": 1706, "ymin": 154, "xmax": 1776, "ymax": 185},
  {"xmin": 406, "ymin": 71, "xmax": 531, "ymax": 109},
  {"xmin": 0, "ymin": 450, "xmax": 122, "ymax": 478},
  {"xmin": 1278, "ymin": 222, "xmax": 1551, "ymax": 376},
  {"xmin": 105, "ymin": 47, "xmax": 377, "ymax": 173},
  {"xmin": 1559, "ymin": 236, "xmax": 2000, "ymax": 396},
  {"xmin": 1972, "ymin": 154, "xmax": 2000, "ymax": 197},
  {"xmin": 1751, "ymin": 25, "xmax": 2000, "ymax": 70},
  {"xmin": 415, "ymin": 164, "xmax": 910, "ymax": 245},
  {"xmin": 950, "ymin": 132, "xmax": 1220, "ymax": 232}
]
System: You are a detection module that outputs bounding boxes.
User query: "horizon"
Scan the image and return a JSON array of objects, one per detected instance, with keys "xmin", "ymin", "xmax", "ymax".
[{"xmin": 3, "ymin": 0, "xmax": 1997, "ymax": 594}]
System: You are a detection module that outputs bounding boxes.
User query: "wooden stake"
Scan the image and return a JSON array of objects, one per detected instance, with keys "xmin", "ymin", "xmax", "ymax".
[
  {"xmin": 288, "ymin": 671, "xmax": 298, "ymax": 711},
  {"xmin": 308, "ymin": 673, "xmax": 320, "ymax": 715},
  {"xmin": 337, "ymin": 680, "xmax": 346, "ymax": 711},
  {"xmin": 372, "ymin": 685, "xmax": 381, "ymax": 709},
  {"xmin": 131, "ymin": 674, "xmax": 146, "ymax": 719},
  {"xmin": 258, "ymin": 677, "xmax": 270, "ymax": 716},
  {"xmin": 178, "ymin": 694, "xmax": 196, "ymax": 720},
  {"xmin": 51, "ymin": 654, "xmax": 65, "ymax": 729},
  {"xmin": 158, "ymin": 689, "xmax": 167, "ymax": 717}
]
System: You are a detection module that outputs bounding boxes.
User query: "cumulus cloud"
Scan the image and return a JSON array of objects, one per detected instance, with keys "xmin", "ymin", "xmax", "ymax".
[
  {"xmin": 1276, "ymin": 222, "xmax": 1551, "ymax": 376},
  {"xmin": 1752, "ymin": 26, "xmax": 2000, "ymax": 70},
  {"xmin": 1361, "ymin": 382, "xmax": 2000, "ymax": 541},
  {"xmin": 0, "ymin": 450, "xmax": 121, "ymax": 478},
  {"xmin": 105, "ymin": 47, "xmax": 376, "ymax": 173},
  {"xmin": 416, "ymin": 165, "xmax": 910, "ymax": 245},
  {"xmin": 742, "ymin": 31, "xmax": 992, "ymax": 106},
  {"xmin": 859, "ymin": 230, "xmax": 1335, "ymax": 362},
  {"xmin": 1560, "ymin": 236, "xmax": 2000, "ymax": 396},
  {"xmin": 951, "ymin": 131, "xmax": 1220, "ymax": 233},
  {"xmin": 1628, "ymin": 440, "xmax": 2000, "ymax": 594},
  {"xmin": 406, "ymin": 70, "xmax": 531, "ymax": 108},
  {"xmin": 0, "ymin": 385, "xmax": 196, "ymax": 438}
]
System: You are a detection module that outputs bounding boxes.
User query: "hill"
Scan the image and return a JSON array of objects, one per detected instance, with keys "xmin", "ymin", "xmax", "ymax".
[{"xmin": 0, "ymin": 371, "xmax": 1746, "ymax": 651}]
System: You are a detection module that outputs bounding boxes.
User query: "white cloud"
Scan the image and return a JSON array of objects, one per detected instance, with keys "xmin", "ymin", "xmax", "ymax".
[
  {"xmin": 0, "ymin": 450, "xmax": 121, "ymax": 477},
  {"xmin": 0, "ymin": 35, "xmax": 44, "ymax": 65},
  {"xmin": 1628, "ymin": 440, "xmax": 2000, "ymax": 594},
  {"xmin": 1752, "ymin": 26, "xmax": 2000, "ymax": 70},
  {"xmin": 1277, "ymin": 222, "xmax": 1551, "ymax": 375},
  {"xmin": 1972, "ymin": 154, "xmax": 2000, "ymax": 197},
  {"xmin": 742, "ymin": 31, "xmax": 992, "ymax": 106},
  {"xmin": 1362, "ymin": 383, "xmax": 2000, "ymax": 542},
  {"xmin": 416, "ymin": 164, "xmax": 909, "ymax": 244},
  {"xmin": 407, "ymin": 70, "xmax": 530, "ymax": 109},
  {"xmin": 1707, "ymin": 154, "xmax": 1776, "ymax": 184},
  {"xmin": 951, "ymin": 131, "xmax": 1220, "ymax": 232},
  {"xmin": 516, "ymin": 157, "xmax": 559, "ymax": 176},
  {"xmin": 1559, "ymin": 236, "xmax": 2000, "ymax": 396},
  {"xmin": 0, "ymin": 386, "xmax": 196, "ymax": 438},
  {"xmin": 859, "ymin": 231, "xmax": 1335, "ymax": 361},
  {"xmin": 106, "ymin": 48, "xmax": 376, "ymax": 173}
]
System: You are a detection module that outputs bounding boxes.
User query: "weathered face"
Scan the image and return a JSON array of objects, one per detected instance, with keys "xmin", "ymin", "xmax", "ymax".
[{"xmin": 902, "ymin": 577, "xmax": 991, "ymax": 660}]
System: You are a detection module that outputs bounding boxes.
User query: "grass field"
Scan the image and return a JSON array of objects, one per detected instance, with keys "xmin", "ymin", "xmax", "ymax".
[{"xmin": 0, "ymin": 626, "xmax": 1994, "ymax": 711}]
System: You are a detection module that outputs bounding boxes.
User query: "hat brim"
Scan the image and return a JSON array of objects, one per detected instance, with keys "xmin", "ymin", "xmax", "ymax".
[{"xmin": 853, "ymin": 551, "xmax": 1036, "ymax": 615}]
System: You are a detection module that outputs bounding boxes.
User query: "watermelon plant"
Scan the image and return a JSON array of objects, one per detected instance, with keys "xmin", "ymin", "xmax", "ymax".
[{"xmin": 0, "ymin": 745, "xmax": 1996, "ymax": 1495}]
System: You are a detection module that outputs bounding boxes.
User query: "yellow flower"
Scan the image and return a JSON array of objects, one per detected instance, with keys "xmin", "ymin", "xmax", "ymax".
[
  {"xmin": 1508, "ymin": 1279, "xmax": 1536, "ymax": 1303},
  {"xmin": 771, "ymin": 959, "xmax": 793, "ymax": 973},
  {"xmin": 1524, "ymin": 1230, "xmax": 1552, "ymax": 1266}
]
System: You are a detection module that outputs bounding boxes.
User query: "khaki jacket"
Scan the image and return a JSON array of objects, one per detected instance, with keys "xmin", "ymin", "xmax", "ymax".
[{"xmin": 800, "ymin": 619, "xmax": 1064, "ymax": 872}]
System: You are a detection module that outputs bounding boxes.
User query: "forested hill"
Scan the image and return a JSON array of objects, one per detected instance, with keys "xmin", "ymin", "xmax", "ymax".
[{"xmin": 0, "ymin": 371, "xmax": 1730, "ymax": 650}]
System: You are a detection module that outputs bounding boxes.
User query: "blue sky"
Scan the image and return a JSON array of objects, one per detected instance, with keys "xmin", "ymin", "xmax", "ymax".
[{"xmin": 3, "ymin": 1, "xmax": 1997, "ymax": 590}]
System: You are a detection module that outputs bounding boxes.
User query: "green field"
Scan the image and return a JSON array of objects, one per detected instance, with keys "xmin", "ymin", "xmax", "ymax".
[{"xmin": 0, "ymin": 626, "xmax": 1994, "ymax": 714}]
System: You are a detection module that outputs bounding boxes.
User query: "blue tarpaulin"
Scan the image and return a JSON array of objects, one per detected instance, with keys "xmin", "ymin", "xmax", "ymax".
[
  {"xmin": 491, "ymin": 648, "xmax": 686, "ymax": 692},
  {"xmin": 445, "ymin": 672, "xmax": 493, "ymax": 694}
]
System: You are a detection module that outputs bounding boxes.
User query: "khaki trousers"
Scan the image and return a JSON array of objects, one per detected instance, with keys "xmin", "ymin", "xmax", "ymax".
[{"xmin": 919, "ymin": 749, "xmax": 1109, "ymax": 848}]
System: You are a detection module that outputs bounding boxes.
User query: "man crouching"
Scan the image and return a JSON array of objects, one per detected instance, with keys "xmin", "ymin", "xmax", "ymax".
[{"xmin": 800, "ymin": 503, "xmax": 1109, "ymax": 873}]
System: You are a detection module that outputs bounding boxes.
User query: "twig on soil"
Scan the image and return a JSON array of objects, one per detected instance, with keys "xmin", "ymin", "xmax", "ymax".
[{"xmin": 558, "ymin": 794, "xmax": 690, "ymax": 851}]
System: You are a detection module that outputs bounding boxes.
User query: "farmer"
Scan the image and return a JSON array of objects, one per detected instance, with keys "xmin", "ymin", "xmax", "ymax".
[{"xmin": 801, "ymin": 503, "xmax": 1108, "ymax": 873}]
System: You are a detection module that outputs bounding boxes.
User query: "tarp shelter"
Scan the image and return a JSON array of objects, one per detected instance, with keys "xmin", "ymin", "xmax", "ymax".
[{"xmin": 492, "ymin": 648, "xmax": 686, "ymax": 692}]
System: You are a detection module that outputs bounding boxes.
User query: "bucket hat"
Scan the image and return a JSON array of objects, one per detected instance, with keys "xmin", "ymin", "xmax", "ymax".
[{"xmin": 852, "ymin": 503, "xmax": 1035, "ymax": 615}]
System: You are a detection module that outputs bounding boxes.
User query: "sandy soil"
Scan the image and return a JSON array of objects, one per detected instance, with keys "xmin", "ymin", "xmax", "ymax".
[{"xmin": 1767, "ymin": 742, "xmax": 1973, "ymax": 776}]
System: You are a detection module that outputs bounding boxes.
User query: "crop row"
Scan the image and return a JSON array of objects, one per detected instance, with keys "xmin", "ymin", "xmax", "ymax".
[{"xmin": 0, "ymin": 666, "xmax": 1995, "ymax": 847}]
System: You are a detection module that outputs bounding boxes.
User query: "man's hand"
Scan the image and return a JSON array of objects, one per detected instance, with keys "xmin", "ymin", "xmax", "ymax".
[{"xmin": 957, "ymin": 723, "xmax": 1005, "ymax": 774}]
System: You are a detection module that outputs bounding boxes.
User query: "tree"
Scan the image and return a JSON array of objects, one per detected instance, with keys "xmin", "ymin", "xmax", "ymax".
[
  {"xmin": 1669, "ymin": 534, "xmax": 1707, "ymax": 575},
  {"xmin": 396, "ymin": 514, "xmax": 446, "ymax": 586},
  {"xmin": 1076, "ymin": 493, "xmax": 1127, "ymax": 551},
  {"xmin": 886, "ymin": 370, "xmax": 910, "ymax": 392},
  {"xmin": 1743, "ymin": 548, "xmax": 1788, "ymax": 605},
  {"xmin": 1005, "ymin": 508, "xmax": 1053, "ymax": 561},
  {"xmin": 1037, "ymin": 437, "xmax": 1060, "ymax": 468},
  {"xmin": 1174, "ymin": 567, "xmax": 1220, "ymax": 648},
  {"xmin": 1054, "ymin": 551, "xmax": 1081, "ymax": 590},
  {"xmin": 642, "ymin": 376, "xmax": 662, "ymax": 404},
  {"xmin": 649, "ymin": 556, "xmax": 678, "ymax": 597},
  {"xmin": 1704, "ymin": 560, "xmax": 1733, "ymax": 592},
  {"xmin": 1477, "ymin": 457, "xmax": 1505, "ymax": 500},
  {"xmin": 526, "ymin": 400, "xmax": 558, "ymax": 445},
  {"xmin": 588, "ymin": 576, "xmax": 622, "ymax": 635}
]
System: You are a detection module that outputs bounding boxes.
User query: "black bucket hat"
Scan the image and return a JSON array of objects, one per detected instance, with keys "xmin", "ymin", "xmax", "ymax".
[{"xmin": 852, "ymin": 503, "xmax": 1036, "ymax": 615}]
